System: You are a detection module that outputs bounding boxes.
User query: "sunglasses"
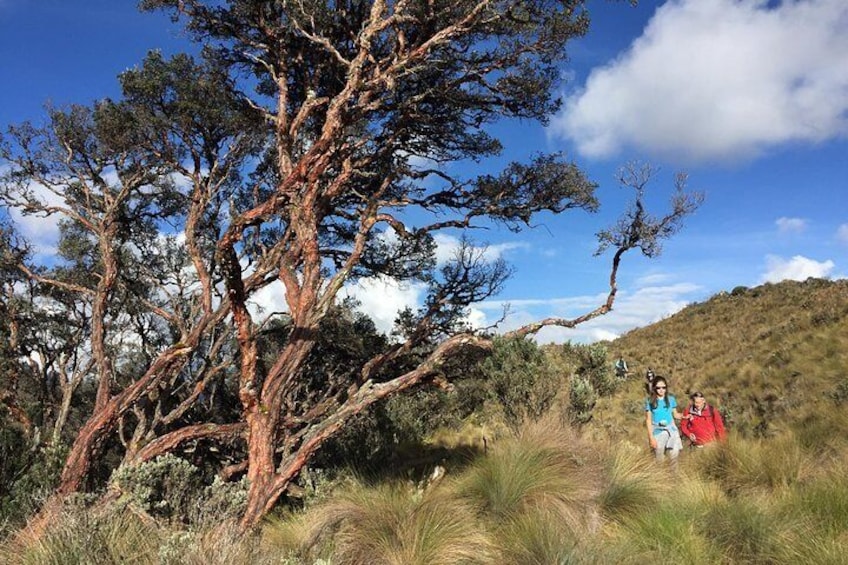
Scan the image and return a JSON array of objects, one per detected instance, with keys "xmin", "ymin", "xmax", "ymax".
[{"xmin": 655, "ymin": 386, "xmax": 667, "ymax": 390}]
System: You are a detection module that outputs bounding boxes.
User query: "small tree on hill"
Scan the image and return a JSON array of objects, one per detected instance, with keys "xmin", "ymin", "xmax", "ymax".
[{"xmin": 0, "ymin": 0, "xmax": 701, "ymax": 529}]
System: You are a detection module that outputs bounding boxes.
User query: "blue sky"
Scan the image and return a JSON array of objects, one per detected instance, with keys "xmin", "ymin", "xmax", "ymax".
[{"xmin": 1, "ymin": 0, "xmax": 846, "ymax": 343}]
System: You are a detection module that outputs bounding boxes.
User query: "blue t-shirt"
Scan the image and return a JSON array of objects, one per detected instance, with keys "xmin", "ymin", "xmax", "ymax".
[{"xmin": 645, "ymin": 395, "xmax": 677, "ymax": 436}]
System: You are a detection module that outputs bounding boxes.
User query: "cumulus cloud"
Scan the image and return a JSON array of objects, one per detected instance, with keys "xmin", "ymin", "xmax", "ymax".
[
  {"xmin": 339, "ymin": 275, "xmax": 425, "ymax": 334},
  {"xmin": 836, "ymin": 223, "xmax": 848, "ymax": 244},
  {"xmin": 432, "ymin": 233, "xmax": 528, "ymax": 266},
  {"xmin": 3, "ymin": 176, "xmax": 64, "ymax": 256},
  {"xmin": 775, "ymin": 217, "xmax": 807, "ymax": 233},
  {"xmin": 553, "ymin": 0, "xmax": 848, "ymax": 162},
  {"xmin": 475, "ymin": 281, "xmax": 702, "ymax": 344},
  {"xmin": 760, "ymin": 254, "xmax": 835, "ymax": 282}
]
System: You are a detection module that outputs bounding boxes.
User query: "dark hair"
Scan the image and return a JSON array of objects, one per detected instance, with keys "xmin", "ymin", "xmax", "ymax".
[{"xmin": 649, "ymin": 376, "xmax": 670, "ymax": 410}]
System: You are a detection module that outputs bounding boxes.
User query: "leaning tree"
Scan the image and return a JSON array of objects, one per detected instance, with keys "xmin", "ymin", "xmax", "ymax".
[{"xmin": 0, "ymin": 0, "xmax": 701, "ymax": 529}]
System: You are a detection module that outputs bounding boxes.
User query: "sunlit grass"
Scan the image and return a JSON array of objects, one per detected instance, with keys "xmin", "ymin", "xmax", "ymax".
[
  {"xmin": 696, "ymin": 432, "xmax": 811, "ymax": 495},
  {"xmin": 595, "ymin": 444, "xmax": 660, "ymax": 525},
  {"xmin": 304, "ymin": 481, "xmax": 491, "ymax": 565},
  {"xmin": 457, "ymin": 417, "xmax": 599, "ymax": 533},
  {"xmin": 493, "ymin": 507, "xmax": 581, "ymax": 565},
  {"xmin": 615, "ymin": 505, "xmax": 717, "ymax": 564},
  {"xmin": 697, "ymin": 495, "xmax": 788, "ymax": 564},
  {"xmin": 1, "ymin": 503, "xmax": 161, "ymax": 565}
]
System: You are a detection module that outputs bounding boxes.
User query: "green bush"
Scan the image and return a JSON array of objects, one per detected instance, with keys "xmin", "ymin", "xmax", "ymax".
[
  {"xmin": 567, "ymin": 375, "xmax": 597, "ymax": 425},
  {"xmin": 0, "ymin": 438, "xmax": 67, "ymax": 531},
  {"xmin": 479, "ymin": 337, "xmax": 562, "ymax": 430},
  {"xmin": 109, "ymin": 454, "xmax": 247, "ymax": 525}
]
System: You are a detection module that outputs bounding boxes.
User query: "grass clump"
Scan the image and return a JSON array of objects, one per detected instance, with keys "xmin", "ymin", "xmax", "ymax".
[
  {"xmin": 596, "ymin": 445, "xmax": 660, "ymax": 524},
  {"xmin": 457, "ymin": 418, "xmax": 597, "ymax": 531},
  {"xmin": 696, "ymin": 433, "xmax": 810, "ymax": 495},
  {"xmin": 698, "ymin": 496, "xmax": 786, "ymax": 564},
  {"xmin": 0, "ymin": 502, "xmax": 161, "ymax": 565},
  {"xmin": 494, "ymin": 507, "xmax": 580, "ymax": 565},
  {"xmin": 305, "ymin": 481, "xmax": 491, "ymax": 565}
]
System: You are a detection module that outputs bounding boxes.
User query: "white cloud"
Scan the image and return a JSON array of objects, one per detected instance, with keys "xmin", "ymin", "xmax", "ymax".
[
  {"xmin": 3, "ymin": 176, "xmax": 65, "ymax": 256},
  {"xmin": 775, "ymin": 217, "xmax": 807, "ymax": 233},
  {"xmin": 477, "ymin": 281, "xmax": 702, "ymax": 344},
  {"xmin": 432, "ymin": 233, "xmax": 527, "ymax": 265},
  {"xmin": 339, "ymin": 275, "xmax": 425, "ymax": 334},
  {"xmin": 553, "ymin": 0, "xmax": 848, "ymax": 162},
  {"xmin": 760, "ymin": 254, "xmax": 835, "ymax": 282},
  {"xmin": 836, "ymin": 223, "xmax": 848, "ymax": 244}
]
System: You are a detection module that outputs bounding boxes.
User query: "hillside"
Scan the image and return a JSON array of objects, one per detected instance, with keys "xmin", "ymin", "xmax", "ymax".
[{"xmin": 586, "ymin": 278, "xmax": 848, "ymax": 442}]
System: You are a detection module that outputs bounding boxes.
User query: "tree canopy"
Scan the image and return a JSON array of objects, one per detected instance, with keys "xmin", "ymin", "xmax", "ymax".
[{"xmin": 0, "ymin": 0, "xmax": 700, "ymax": 529}]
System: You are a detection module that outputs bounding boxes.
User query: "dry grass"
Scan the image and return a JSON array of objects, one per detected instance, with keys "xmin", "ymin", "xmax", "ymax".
[
  {"xmin": 303, "ymin": 481, "xmax": 492, "ymax": 565},
  {"xmin": 588, "ymin": 279, "xmax": 848, "ymax": 445}
]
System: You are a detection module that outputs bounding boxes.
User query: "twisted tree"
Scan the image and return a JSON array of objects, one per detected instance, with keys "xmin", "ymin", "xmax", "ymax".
[{"xmin": 0, "ymin": 0, "xmax": 701, "ymax": 529}]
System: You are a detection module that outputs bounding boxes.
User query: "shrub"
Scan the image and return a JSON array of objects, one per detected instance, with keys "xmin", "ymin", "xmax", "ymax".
[
  {"xmin": 567, "ymin": 375, "xmax": 597, "ymax": 425},
  {"xmin": 0, "ymin": 441, "xmax": 67, "ymax": 531},
  {"xmin": 109, "ymin": 454, "xmax": 247, "ymax": 526},
  {"xmin": 479, "ymin": 337, "xmax": 562, "ymax": 430}
]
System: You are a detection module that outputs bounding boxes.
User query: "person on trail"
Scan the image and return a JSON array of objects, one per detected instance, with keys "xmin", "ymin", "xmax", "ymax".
[
  {"xmin": 615, "ymin": 356, "xmax": 629, "ymax": 379},
  {"xmin": 645, "ymin": 376, "xmax": 683, "ymax": 467},
  {"xmin": 644, "ymin": 368, "xmax": 656, "ymax": 395},
  {"xmin": 681, "ymin": 391, "xmax": 726, "ymax": 447}
]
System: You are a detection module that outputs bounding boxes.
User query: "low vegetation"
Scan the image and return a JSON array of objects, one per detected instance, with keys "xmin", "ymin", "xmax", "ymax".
[{"xmin": 2, "ymin": 279, "xmax": 847, "ymax": 563}]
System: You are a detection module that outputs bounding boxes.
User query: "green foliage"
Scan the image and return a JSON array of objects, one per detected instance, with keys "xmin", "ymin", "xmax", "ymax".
[
  {"xmin": 596, "ymin": 447, "xmax": 660, "ymax": 523},
  {"xmin": 109, "ymin": 455, "xmax": 247, "ymax": 525},
  {"xmin": 730, "ymin": 285, "xmax": 748, "ymax": 296},
  {"xmin": 0, "ymin": 442, "xmax": 67, "ymax": 531},
  {"xmin": 695, "ymin": 434, "xmax": 808, "ymax": 495},
  {"xmin": 619, "ymin": 505, "xmax": 716, "ymax": 563},
  {"xmin": 567, "ymin": 342, "xmax": 618, "ymax": 397},
  {"xmin": 479, "ymin": 337, "xmax": 562, "ymax": 430},
  {"xmin": 458, "ymin": 420, "xmax": 594, "ymax": 530},
  {"xmin": 698, "ymin": 498, "xmax": 785, "ymax": 564},
  {"xmin": 567, "ymin": 375, "xmax": 597, "ymax": 425}
]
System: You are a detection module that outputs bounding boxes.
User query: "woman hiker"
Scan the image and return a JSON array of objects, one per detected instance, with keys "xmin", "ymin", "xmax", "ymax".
[{"xmin": 645, "ymin": 376, "xmax": 684, "ymax": 468}]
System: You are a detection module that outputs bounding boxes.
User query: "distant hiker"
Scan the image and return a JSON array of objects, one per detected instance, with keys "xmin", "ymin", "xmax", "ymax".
[
  {"xmin": 645, "ymin": 376, "xmax": 683, "ymax": 468},
  {"xmin": 644, "ymin": 368, "xmax": 656, "ymax": 395},
  {"xmin": 615, "ymin": 356, "xmax": 630, "ymax": 379},
  {"xmin": 681, "ymin": 391, "xmax": 727, "ymax": 447}
]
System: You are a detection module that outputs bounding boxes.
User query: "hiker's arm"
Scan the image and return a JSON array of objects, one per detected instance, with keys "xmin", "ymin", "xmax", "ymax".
[
  {"xmin": 713, "ymin": 407, "xmax": 727, "ymax": 440},
  {"xmin": 680, "ymin": 409, "xmax": 691, "ymax": 435},
  {"xmin": 646, "ymin": 410, "xmax": 657, "ymax": 449}
]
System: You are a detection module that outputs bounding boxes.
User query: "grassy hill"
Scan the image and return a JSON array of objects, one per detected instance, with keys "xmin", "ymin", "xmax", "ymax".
[{"xmin": 586, "ymin": 277, "xmax": 848, "ymax": 443}]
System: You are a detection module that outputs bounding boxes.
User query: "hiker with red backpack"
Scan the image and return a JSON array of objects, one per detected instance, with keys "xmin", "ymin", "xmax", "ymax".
[{"xmin": 681, "ymin": 391, "xmax": 726, "ymax": 446}]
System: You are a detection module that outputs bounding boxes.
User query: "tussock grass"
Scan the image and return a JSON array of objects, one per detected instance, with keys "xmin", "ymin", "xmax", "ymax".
[
  {"xmin": 305, "ymin": 481, "xmax": 491, "ymax": 565},
  {"xmin": 780, "ymin": 471, "xmax": 848, "ymax": 536},
  {"xmin": 695, "ymin": 433, "xmax": 811, "ymax": 495},
  {"xmin": 457, "ymin": 417, "xmax": 598, "ymax": 532},
  {"xmin": 259, "ymin": 510, "xmax": 317, "ymax": 561},
  {"xmin": 698, "ymin": 495, "xmax": 787, "ymax": 564},
  {"xmin": 595, "ymin": 444, "xmax": 661, "ymax": 524},
  {"xmin": 494, "ymin": 507, "xmax": 580, "ymax": 565},
  {"xmin": 615, "ymin": 505, "xmax": 717, "ymax": 564},
  {"xmin": 0, "ymin": 503, "xmax": 161, "ymax": 565}
]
